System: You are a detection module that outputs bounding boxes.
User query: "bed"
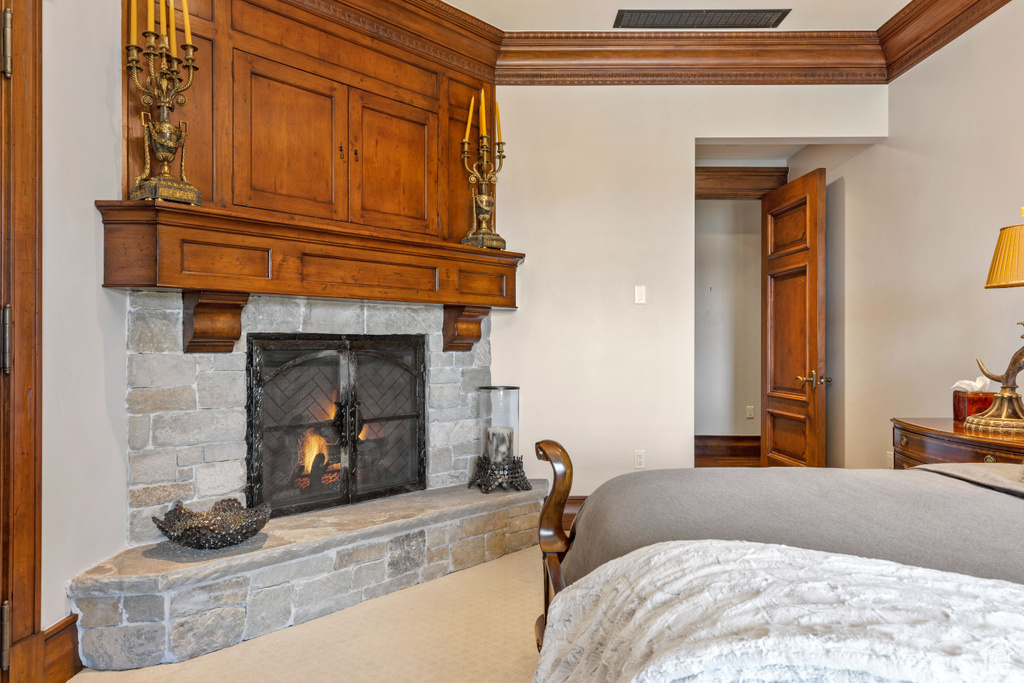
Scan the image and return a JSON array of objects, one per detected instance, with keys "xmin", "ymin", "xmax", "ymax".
[{"xmin": 532, "ymin": 439, "xmax": 1024, "ymax": 681}]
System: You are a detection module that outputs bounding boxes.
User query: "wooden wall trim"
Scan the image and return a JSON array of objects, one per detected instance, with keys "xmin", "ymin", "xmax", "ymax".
[
  {"xmin": 694, "ymin": 435, "xmax": 762, "ymax": 468},
  {"xmin": 2, "ymin": 0, "xmax": 45, "ymax": 678},
  {"xmin": 495, "ymin": 31, "xmax": 887, "ymax": 85},
  {"xmin": 280, "ymin": 0, "xmax": 502, "ymax": 80},
  {"xmin": 879, "ymin": 0, "xmax": 1012, "ymax": 81},
  {"xmin": 695, "ymin": 167, "xmax": 789, "ymax": 200},
  {"xmin": 43, "ymin": 616, "xmax": 82, "ymax": 683}
]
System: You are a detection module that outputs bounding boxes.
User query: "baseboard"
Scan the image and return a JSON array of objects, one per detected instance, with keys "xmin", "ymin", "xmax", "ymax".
[
  {"xmin": 694, "ymin": 435, "xmax": 762, "ymax": 467},
  {"xmin": 44, "ymin": 615, "xmax": 82, "ymax": 683},
  {"xmin": 562, "ymin": 495, "xmax": 587, "ymax": 532}
]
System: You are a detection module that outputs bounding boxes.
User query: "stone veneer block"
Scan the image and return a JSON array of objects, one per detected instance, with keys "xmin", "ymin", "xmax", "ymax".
[
  {"xmin": 80, "ymin": 624, "xmax": 167, "ymax": 670},
  {"xmin": 69, "ymin": 484, "xmax": 545, "ymax": 669},
  {"xmin": 127, "ymin": 387, "xmax": 196, "ymax": 414},
  {"xmin": 129, "ymin": 482, "xmax": 194, "ymax": 508},
  {"xmin": 76, "ymin": 597, "xmax": 122, "ymax": 628},
  {"xmin": 152, "ymin": 410, "xmax": 246, "ymax": 448},
  {"xmin": 128, "ymin": 354, "xmax": 196, "ymax": 388},
  {"xmin": 460, "ymin": 510, "xmax": 508, "ymax": 539},
  {"xmin": 485, "ymin": 530, "xmax": 508, "ymax": 561},
  {"xmin": 193, "ymin": 460, "xmax": 247, "ymax": 497},
  {"xmin": 244, "ymin": 585, "xmax": 292, "ymax": 640},
  {"xmin": 170, "ymin": 606, "xmax": 246, "ymax": 661}
]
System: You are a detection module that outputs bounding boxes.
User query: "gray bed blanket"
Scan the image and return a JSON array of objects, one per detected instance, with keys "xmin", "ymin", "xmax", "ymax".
[{"xmin": 561, "ymin": 463, "xmax": 1024, "ymax": 587}]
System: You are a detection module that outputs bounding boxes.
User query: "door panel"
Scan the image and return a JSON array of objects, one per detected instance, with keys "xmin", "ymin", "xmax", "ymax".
[
  {"xmin": 350, "ymin": 90, "xmax": 438, "ymax": 236},
  {"xmin": 233, "ymin": 52, "xmax": 348, "ymax": 220},
  {"xmin": 761, "ymin": 169, "xmax": 827, "ymax": 467},
  {"xmin": 446, "ymin": 78, "xmax": 482, "ymax": 243}
]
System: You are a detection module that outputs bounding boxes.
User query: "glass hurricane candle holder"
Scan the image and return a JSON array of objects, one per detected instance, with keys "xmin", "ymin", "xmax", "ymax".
[{"xmin": 481, "ymin": 386, "xmax": 519, "ymax": 462}]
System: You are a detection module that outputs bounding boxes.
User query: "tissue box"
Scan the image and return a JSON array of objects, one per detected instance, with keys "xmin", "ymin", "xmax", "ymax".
[{"xmin": 953, "ymin": 391, "xmax": 996, "ymax": 423}]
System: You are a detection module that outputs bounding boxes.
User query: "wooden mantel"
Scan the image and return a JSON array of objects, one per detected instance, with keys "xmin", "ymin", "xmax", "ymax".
[{"xmin": 99, "ymin": 201, "xmax": 523, "ymax": 352}]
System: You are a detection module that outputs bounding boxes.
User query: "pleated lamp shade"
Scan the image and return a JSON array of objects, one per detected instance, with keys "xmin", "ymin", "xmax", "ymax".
[{"xmin": 986, "ymin": 222, "xmax": 1024, "ymax": 288}]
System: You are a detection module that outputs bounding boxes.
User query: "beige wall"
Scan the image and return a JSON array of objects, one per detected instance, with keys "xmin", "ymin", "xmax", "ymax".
[
  {"xmin": 489, "ymin": 85, "xmax": 888, "ymax": 495},
  {"xmin": 41, "ymin": 1, "xmax": 127, "ymax": 626},
  {"xmin": 788, "ymin": 0, "xmax": 1024, "ymax": 469},
  {"xmin": 694, "ymin": 199, "xmax": 762, "ymax": 436}
]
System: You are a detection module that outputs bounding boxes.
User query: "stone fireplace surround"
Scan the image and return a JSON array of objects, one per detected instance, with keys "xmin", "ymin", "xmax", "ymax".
[
  {"xmin": 66, "ymin": 292, "xmax": 544, "ymax": 669},
  {"xmin": 123, "ymin": 291, "xmax": 493, "ymax": 546}
]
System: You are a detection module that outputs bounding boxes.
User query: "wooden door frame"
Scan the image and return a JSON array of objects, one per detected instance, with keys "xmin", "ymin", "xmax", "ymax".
[{"xmin": 2, "ymin": 0, "xmax": 44, "ymax": 679}]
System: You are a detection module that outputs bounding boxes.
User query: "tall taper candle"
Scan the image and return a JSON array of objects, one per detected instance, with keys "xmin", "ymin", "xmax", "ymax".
[
  {"xmin": 495, "ymin": 100, "xmax": 502, "ymax": 144},
  {"xmin": 131, "ymin": 0, "xmax": 138, "ymax": 46},
  {"xmin": 182, "ymin": 0, "xmax": 192, "ymax": 44},
  {"xmin": 463, "ymin": 96, "xmax": 475, "ymax": 142},
  {"xmin": 168, "ymin": 0, "xmax": 177, "ymax": 56},
  {"xmin": 159, "ymin": 0, "xmax": 166, "ymax": 36},
  {"xmin": 479, "ymin": 88, "xmax": 487, "ymax": 137},
  {"xmin": 147, "ymin": 0, "xmax": 154, "ymax": 33}
]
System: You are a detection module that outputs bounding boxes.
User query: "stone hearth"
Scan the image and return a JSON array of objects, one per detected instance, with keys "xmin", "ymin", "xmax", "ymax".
[{"xmin": 69, "ymin": 484, "xmax": 544, "ymax": 669}]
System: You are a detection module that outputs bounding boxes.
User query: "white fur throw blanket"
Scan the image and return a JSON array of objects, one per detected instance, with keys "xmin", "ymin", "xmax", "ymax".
[{"xmin": 534, "ymin": 540, "xmax": 1024, "ymax": 682}]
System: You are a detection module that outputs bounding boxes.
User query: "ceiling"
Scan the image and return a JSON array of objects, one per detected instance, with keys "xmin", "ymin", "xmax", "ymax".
[{"xmin": 449, "ymin": 0, "xmax": 910, "ymax": 32}]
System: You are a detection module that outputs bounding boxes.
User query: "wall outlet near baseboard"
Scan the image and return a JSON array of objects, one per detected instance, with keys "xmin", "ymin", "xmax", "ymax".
[
  {"xmin": 634, "ymin": 449, "xmax": 646, "ymax": 469},
  {"xmin": 746, "ymin": 405, "xmax": 755, "ymax": 419},
  {"xmin": 886, "ymin": 450, "xmax": 894, "ymax": 469}
]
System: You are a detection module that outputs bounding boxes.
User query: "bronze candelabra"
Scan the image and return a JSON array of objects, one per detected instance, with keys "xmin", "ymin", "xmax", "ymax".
[
  {"xmin": 125, "ymin": 30, "xmax": 201, "ymax": 205},
  {"xmin": 461, "ymin": 135, "xmax": 506, "ymax": 250}
]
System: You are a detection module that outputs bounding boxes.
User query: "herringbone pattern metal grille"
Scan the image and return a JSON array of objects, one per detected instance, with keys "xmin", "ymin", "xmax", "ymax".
[
  {"xmin": 263, "ymin": 358, "xmax": 340, "ymax": 427},
  {"xmin": 357, "ymin": 351, "xmax": 415, "ymax": 418}
]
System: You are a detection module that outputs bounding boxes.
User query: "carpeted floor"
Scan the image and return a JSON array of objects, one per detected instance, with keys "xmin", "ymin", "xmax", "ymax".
[{"xmin": 72, "ymin": 547, "xmax": 543, "ymax": 683}]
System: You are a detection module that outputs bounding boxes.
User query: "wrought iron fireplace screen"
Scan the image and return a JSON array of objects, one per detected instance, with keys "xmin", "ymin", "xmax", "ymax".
[{"xmin": 247, "ymin": 334, "xmax": 426, "ymax": 517}]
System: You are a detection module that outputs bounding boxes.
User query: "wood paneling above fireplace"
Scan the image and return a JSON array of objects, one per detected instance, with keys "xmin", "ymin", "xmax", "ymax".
[{"xmin": 111, "ymin": 0, "xmax": 513, "ymax": 353}]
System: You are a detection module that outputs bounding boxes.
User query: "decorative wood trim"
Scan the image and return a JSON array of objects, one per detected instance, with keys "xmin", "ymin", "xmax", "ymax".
[
  {"xmin": 43, "ymin": 615, "xmax": 82, "ymax": 683},
  {"xmin": 694, "ymin": 435, "xmax": 762, "ymax": 468},
  {"xmin": 3, "ymin": 0, "xmax": 45, "ymax": 678},
  {"xmin": 495, "ymin": 31, "xmax": 887, "ymax": 85},
  {"xmin": 695, "ymin": 167, "xmax": 789, "ymax": 200},
  {"xmin": 879, "ymin": 0, "xmax": 1012, "ymax": 81},
  {"xmin": 99, "ymin": 200, "xmax": 521, "ymax": 296},
  {"xmin": 183, "ymin": 291, "xmax": 251, "ymax": 353},
  {"xmin": 278, "ymin": 0, "xmax": 502, "ymax": 81},
  {"xmin": 442, "ymin": 305, "xmax": 490, "ymax": 351}
]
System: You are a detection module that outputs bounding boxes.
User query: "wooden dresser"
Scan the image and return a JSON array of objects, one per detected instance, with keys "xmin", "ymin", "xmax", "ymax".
[{"xmin": 892, "ymin": 418, "xmax": 1024, "ymax": 468}]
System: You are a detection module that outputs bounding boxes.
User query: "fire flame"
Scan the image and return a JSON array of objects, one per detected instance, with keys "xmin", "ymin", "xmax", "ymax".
[
  {"xmin": 358, "ymin": 424, "xmax": 369, "ymax": 440},
  {"xmin": 299, "ymin": 430, "xmax": 328, "ymax": 474}
]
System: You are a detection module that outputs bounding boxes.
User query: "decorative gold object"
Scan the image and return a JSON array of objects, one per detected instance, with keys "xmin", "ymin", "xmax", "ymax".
[
  {"xmin": 125, "ymin": 0, "xmax": 202, "ymax": 205},
  {"xmin": 966, "ymin": 212, "xmax": 1024, "ymax": 434},
  {"xmin": 461, "ymin": 90, "xmax": 506, "ymax": 249}
]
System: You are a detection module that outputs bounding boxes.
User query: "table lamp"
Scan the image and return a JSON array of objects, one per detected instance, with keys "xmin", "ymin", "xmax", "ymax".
[{"xmin": 965, "ymin": 209, "xmax": 1024, "ymax": 434}]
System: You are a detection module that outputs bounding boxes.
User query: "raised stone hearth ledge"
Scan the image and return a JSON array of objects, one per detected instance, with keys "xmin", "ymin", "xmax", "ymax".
[{"xmin": 68, "ymin": 483, "xmax": 545, "ymax": 670}]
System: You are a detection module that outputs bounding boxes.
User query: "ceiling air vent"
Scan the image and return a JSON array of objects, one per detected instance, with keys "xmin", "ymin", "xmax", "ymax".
[{"xmin": 613, "ymin": 9, "xmax": 791, "ymax": 29}]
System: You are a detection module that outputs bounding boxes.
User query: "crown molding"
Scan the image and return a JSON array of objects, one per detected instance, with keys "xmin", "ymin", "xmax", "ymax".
[
  {"xmin": 495, "ymin": 31, "xmax": 887, "ymax": 85},
  {"xmin": 879, "ymin": 0, "xmax": 1012, "ymax": 80}
]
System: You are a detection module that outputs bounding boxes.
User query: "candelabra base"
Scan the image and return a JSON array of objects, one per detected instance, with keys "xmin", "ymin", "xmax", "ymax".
[
  {"xmin": 130, "ymin": 176, "xmax": 203, "ymax": 205},
  {"xmin": 462, "ymin": 231, "xmax": 506, "ymax": 250}
]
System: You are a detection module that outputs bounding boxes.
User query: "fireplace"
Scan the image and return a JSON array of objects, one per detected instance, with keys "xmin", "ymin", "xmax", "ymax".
[{"xmin": 246, "ymin": 333, "xmax": 426, "ymax": 517}]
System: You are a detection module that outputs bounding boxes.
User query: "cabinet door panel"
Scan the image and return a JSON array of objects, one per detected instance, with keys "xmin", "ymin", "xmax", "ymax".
[
  {"xmin": 233, "ymin": 52, "xmax": 347, "ymax": 220},
  {"xmin": 446, "ymin": 79, "xmax": 481, "ymax": 243},
  {"xmin": 351, "ymin": 91, "xmax": 438, "ymax": 235}
]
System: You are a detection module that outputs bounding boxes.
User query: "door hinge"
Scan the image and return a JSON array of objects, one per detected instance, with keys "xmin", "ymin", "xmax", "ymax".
[
  {"xmin": 1, "ymin": 600, "xmax": 10, "ymax": 671},
  {"xmin": 2, "ymin": 304, "xmax": 11, "ymax": 375},
  {"xmin": 2, "ymin": 8, "xmax": 12, "ymax": 80}
]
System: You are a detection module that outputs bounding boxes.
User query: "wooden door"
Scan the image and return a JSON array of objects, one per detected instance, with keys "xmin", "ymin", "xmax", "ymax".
[
  {"xmin": 761, "ymin": 169, "xmax": 827, "ymax": 467},
  {"xmin": 349, "ymin": 90, "xmax": 438, "ymax": 236},
  {"xmin": 233, "ymin": 52, "xmax": 349, "ymax": 221}
]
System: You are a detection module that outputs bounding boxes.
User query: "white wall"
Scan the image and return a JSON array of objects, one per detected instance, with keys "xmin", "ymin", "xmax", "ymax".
[
  {"xmin": 41, "ymin": 1, "xmax": 127, "ymax": 627},
  {"xmin": 490, "ymin": 85, "xmax": 887, "ymax": 495},
  {"xmin": 788, "ymin": 0, "xmax": 1024, "ymax": 469},
  {"xmin": 694, "ymin": 199, "xmax": 761, "ymax": 436}
]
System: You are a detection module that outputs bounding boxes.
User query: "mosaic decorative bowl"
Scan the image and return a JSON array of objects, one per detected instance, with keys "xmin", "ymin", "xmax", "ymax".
[{"xmin": 153, "ymin": 498, "xmax": 271, "ymax": 550}]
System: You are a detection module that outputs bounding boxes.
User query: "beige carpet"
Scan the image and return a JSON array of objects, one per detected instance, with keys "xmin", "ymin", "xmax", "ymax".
[{"xmin": 73, "ymin": 548, "xmax": 543, "ymax": 683}]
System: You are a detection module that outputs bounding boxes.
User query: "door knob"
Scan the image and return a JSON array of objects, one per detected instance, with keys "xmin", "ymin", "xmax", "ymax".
[{"xmin": 796, "ymin": 371, "xmax": 817, "ymax": 384}]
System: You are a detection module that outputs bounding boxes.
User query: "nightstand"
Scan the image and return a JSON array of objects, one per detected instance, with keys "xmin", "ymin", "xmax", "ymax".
[{"xmin": 892, "ymin": 418, "xmax": 1024, "ymax": 469}]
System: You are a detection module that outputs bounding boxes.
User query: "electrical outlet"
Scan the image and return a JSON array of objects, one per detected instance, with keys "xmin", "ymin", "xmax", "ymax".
[
  {"xmin": 634, "ymin": 449, "xmax": 646, "ymax": 469},
  {"xmin": 886, "ymin": 450, "xmax": 894, "ymax": 469},
  {"xmin": 635, "ymin": 285, "xmax": 646, "ymax": 304},
  {"xmin": 746, "ymin": 406, "xmax": 755, "ymax": 419}
]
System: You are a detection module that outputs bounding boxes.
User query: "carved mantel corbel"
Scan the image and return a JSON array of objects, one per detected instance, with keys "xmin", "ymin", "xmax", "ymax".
[
  {"xmin": 443, "ymin": 305, "xmax": 491, "ymax": 351},
  {"xmin": 182, "ymin": 291, "xmax": 250, "ymax": 353}
]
